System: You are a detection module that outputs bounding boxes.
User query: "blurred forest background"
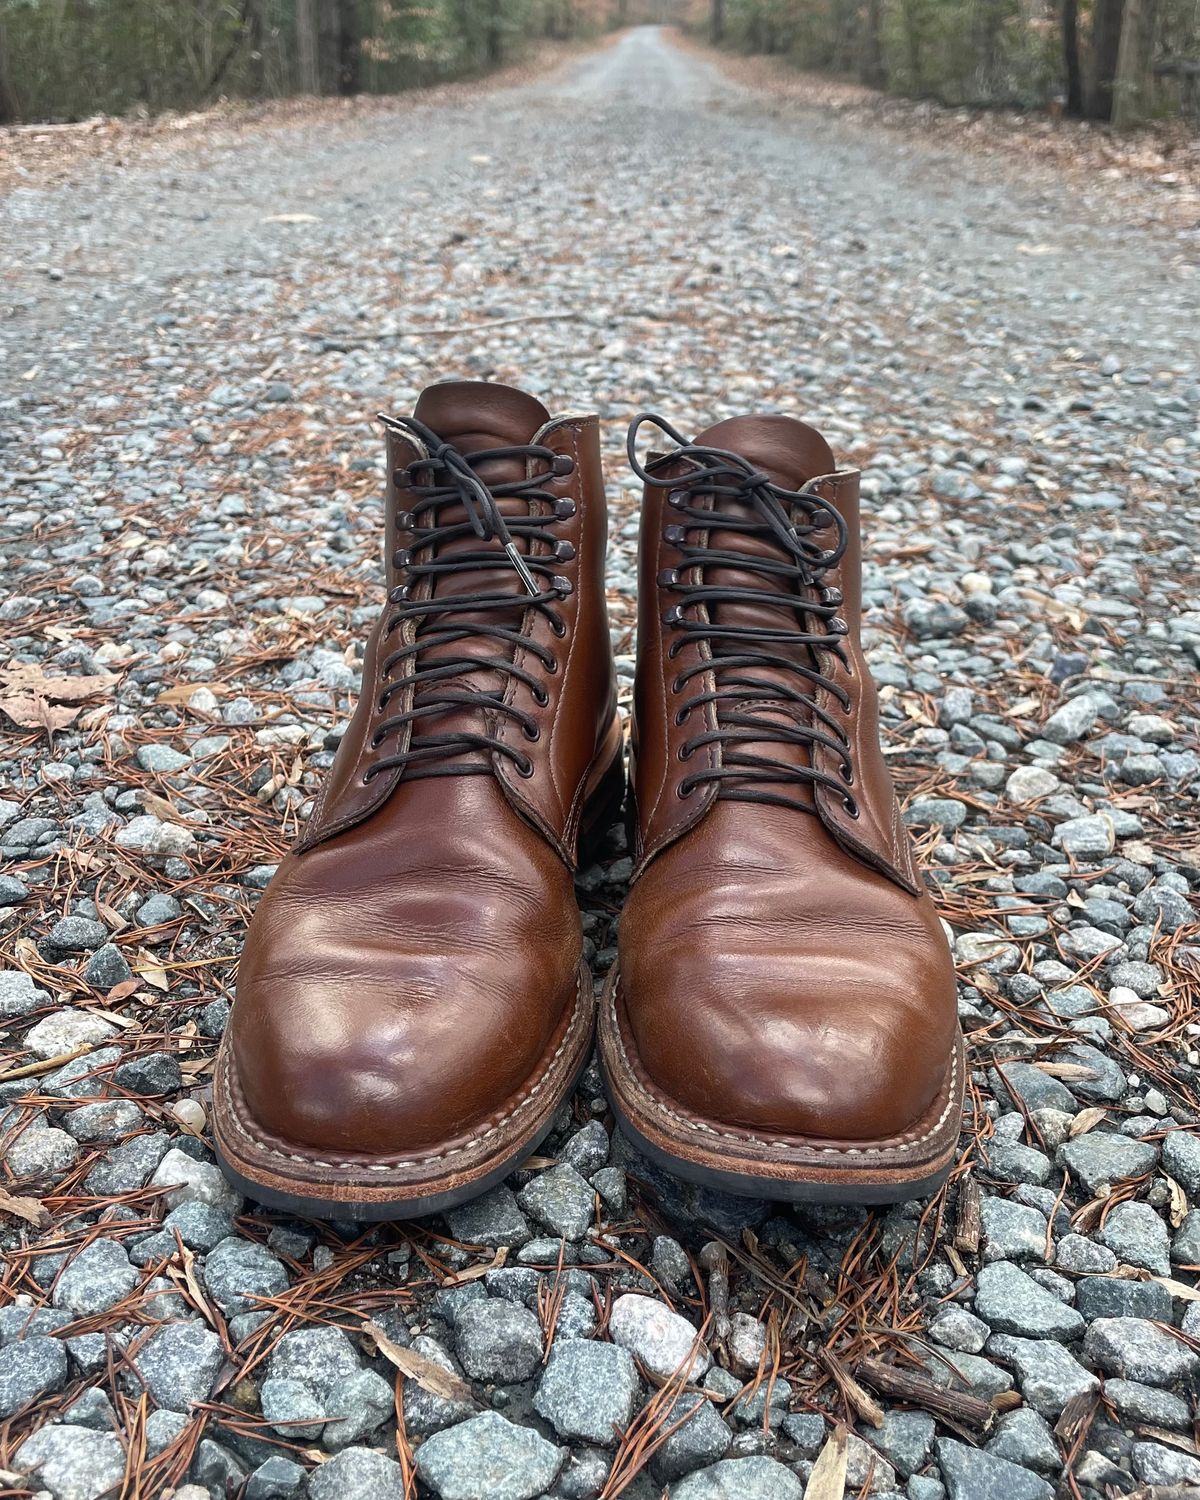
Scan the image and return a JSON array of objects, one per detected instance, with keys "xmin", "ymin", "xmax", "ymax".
[{"xmin": 0, "ymin": 0, "xmax": 1196, "ymax": 128}]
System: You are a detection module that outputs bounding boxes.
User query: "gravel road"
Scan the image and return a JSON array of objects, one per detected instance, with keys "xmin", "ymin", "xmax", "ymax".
[{"xmin": 2, "ymin": 26, "xmax": 1199, "ymax": 1500}]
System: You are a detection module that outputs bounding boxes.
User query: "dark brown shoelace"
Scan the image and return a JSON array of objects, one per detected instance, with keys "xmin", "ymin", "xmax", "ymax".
[
  {"xmin": 628, "ymin": 413, "xmax": 858, "ymax": 817},
  {"xmin": 366, "ymin": 413, "xmax": 575, "ymax": 783}
]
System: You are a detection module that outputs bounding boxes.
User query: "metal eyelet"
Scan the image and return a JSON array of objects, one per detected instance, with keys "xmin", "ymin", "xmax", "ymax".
[
  {"xmin": 674, "ymin": 707, "xmax": 690, "ymax": 727},
  {"xmin": 554, "ymin": 498, "xmax": 577, "ymax": 519},
  {"xmin": 515, "ymin": 755, "xmax": 535, "ymax": 778},
  {"xmin": 658, "ymin": 568, "xmax": 679, "ymax": 588},
  {"xmin": 671, "ymin": 675, "xmax": 684, "ymax": 693},
  {"xmin": 839, "ymin": 762, "xmax": 854, "ymax": 785},
  {"xmin": 663, "ymin": 525, "xmax": 687, "ymax": 545},
  {"xmin": 393, "ymin": 548, "xmax": 412, "ymax": 569},
  {"xmin": 677, "ymin": 779, "xmax": 696, "ymax": 799},
  {"xmin": 843, "ymin": 795, "xmax": 860, "ymax": 819},
  {"xmin": 523, "ymin": 723, "xmax": 541, "ymax": 742},
  {"xmin": 533, "ymin": 684, "xmax": 550, "ymax": 706},
  {"xmin": 678, "ymin": 743, "xmax": 695, "ymax": 763},
  {"xmin": 552, "ymin": 455, "xmax": 574, "ymax": 477},
  {"xmin": 821, "ymin": 585, "xmax": 843, "ymax": 606},
  {"xmin": 550, "ymin": 617, "xmax": 567, "ymax": 639},
  {"xmin": 554, "ymin": 540, "xmax": 576, "ymax": 563},
  {"xmin": 663, "ymin": 605, "xmax": 685, "ymax": 627},
  {"xmin": 553, "ymin": 576, "xmax": 574, "ymax": 598}
]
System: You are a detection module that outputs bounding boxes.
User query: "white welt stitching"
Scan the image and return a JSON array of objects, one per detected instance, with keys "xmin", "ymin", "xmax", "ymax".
[
  {"xmin": 218, "ymin": 969, "xmax": 587, "ymax": 1173},
  {"xmin": 607, "ymin": 972, "xmax": 961, "ymax": 1158}
]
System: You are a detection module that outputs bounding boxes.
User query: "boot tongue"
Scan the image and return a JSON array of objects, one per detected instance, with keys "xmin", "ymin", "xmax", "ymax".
[
  {"xmin": 413, "ymin": 380, "xmax": 550, "ymax": 458},
  {"xmin": 405, "ymin": 381, "xmax": 553, "ymax": 769},
  {"xmin": 691, "ymin": 414, "xmax": 835, "ymax": 491},
  {"xmin": 684, "ymin": 415, "xmax": 839, "ymax": 808}
]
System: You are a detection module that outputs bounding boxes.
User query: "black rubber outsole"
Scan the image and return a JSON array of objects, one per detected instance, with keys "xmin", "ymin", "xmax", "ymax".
[{"xmin": 608, "ymin": 1099, "xmax": 957, "ymax": 1206}]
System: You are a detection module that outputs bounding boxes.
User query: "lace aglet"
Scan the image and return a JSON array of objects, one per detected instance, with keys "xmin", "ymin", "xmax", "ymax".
[{"xmin": 505, "ymin": 542, "xmax": 541, "ymax": 598}]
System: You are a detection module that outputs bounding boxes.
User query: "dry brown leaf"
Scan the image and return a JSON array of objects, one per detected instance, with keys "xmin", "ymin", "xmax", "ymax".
[
  {"xmin": 804, "ymin": 1427, "xmax": 848, "ymax": 1500},
  {"xmin": 1069, "ymin": 1106, "xmax": 1108, "ymax": 1138},
  {"xmin": 156, "ymin": 682, "xmax": 221, "ymax": 705},
  {"xmin": 140, "ymin": 790, "xmax": 180, "ymax": 821},
  {"xmin": 1151, "ymin": 1275, "xmax": 1200, "ymax": 1301},
  {"xmin": 0, "ymin": 1187, "xmax": 49, "ymax": 1228},
  {"xmin": 1035, "ymin": 1062, "xmax": 1101, "ymax": 1082},
  {"xmin": 134, "ymin": 949, "xmax": 170, "ymax": 992},
  {"xmin": 364, "ymin": 1321, "xmax": 475, "ymax": 1405},
  {"xmin": 0, "ymin": 663, "xmax": 116, "ymax": 741},
  {"xmin": 93, "ymin": 898, "xmax": 128, "ymax": 934},
  {"xmin": 1165, "ymin": 1175, "xmax": 1190, "ymax": 1230},
  {"xmin": 441, "ymin": 1248, "xmax": 508, "ymax": 1286}
]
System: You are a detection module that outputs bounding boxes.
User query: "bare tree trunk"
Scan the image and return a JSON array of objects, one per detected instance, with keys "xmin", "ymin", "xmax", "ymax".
[
  {"xmin": 1061, "ymin": 0, "xmax": 1082, "ymax": 112},
  {"xmin": 0, "ymin": 17, "xmax": 19, "ymax": 123},
  {"xmin": 336, "ymin": 0, "xmax": 359, "ymax": 93},
  {"xmin": 296, "ymin": 0, "xmax": 320, "ymax": 93},
  {"xmin": 1086, "ymin": 0, "xmax": 1124, "ymax": 117},
  {"xmin": 711, "ymin": 0, "xmax": 725, "ymax": 43},
  {"xmin": 860, "ymin": 0, "xmax": 886, "ymax": 87},
  {"xmin": 1112, "ymin": 0, "xmax": 1155, "ymax": 126}
]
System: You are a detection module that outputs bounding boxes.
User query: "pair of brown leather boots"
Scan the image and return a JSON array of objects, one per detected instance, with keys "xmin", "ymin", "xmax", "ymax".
[{"xmin": 212, "ymin": 380, "xmax": 963, "ymax": 1220}]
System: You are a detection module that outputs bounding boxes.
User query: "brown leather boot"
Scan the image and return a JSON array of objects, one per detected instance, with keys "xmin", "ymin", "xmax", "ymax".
[
  {"xmin": 213, "ymin": 381, "xmax": 620, "ymax": 1218},
  {"xmin": 598, "ymin": 413, "xmax": 963, "ymax": 1203}
]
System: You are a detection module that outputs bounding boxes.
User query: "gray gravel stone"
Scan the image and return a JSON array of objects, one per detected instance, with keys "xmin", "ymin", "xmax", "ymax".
[
  {"xmin": 323, "ymin": 1367, "xmax": 395, "ymax": 1449},
  {"xmin": 608, "ymin": 1292, "xmax": 711, "ymax": 1383},
  {"xmin": 1097, "ymin": 1199, "xmax": 1170, "ymax": 1273},
  {"xmin": 128, "ymin": 1321, "xmax": 222, "ymax": 1411},
  {"xmin": 937, "ymin": 1436, "xmax": 1054, "ymax": 1499},
  {"xmin": 0, "ymin": 969, "xmax": 51, "ymax": 1016},
  {"xmin": 46, "ymin": 915, "xmax": 108, "ymax": 950},
  {"xmin": 416, "ymin": 1410, "xmax": 565, "ymax": 1500},
  {"xmin": 973, "ymin": 1261, "xmax": 1084, "ymax": 1341},
  {"xmin": 8, "ymin": 1125, "xmax": 81, "ymax": 1179},
  {"xmin": 0, "ymin": 1334, "xmax": 69, "ymax": 1417},
  {"xmin": 1042, "ymin": 696, "xmax": 1099, "ymax": 745},
  {"xmin": 1085, "ymin": 1315, "xmax": 1200, "ymax": 1385},
  {"xmin": 1057, "ymin": 1133, "xmax": 1157, "ymax": 1194},
  {"xmin": 202, "ymin": 1236, "xmax": 288, "ymax": 1317},
  {"xmin": 985, "ymin": 1335, "xmax": 1099, "ymax": 1418},
  {"xmin": 1131, "ymin": 1441, "xmax": 1200, "ymax": 1486},
  {"xmin": 670, "ymin": 1455, "xmax": 804, "ymax": 1500},
  {"xmin": 534, "ymin": 1339, "xmax": 639, "ymax": 1445},
  {"xmin": 1161, "ymin": 1128, "xmax": 1200, "ymax": 1194},
  {"xmin": 308, "ymin": 1446, "xmax": 408, "ymax": 1500},
  {"xmin": 444, "ymin": 1184, "xmax": 531, "ymax": 1249},
  {"xmin": 1075, "ymin": 1275, "xmax": 1172, "ymax": 1321},
  {"xmin": 149, "ymin": 1147, "xmax": 241, "ymax": 1214},
  {"xmin": 870, "ymin": 1409, "xmax": 936, "ymax": 1479},
  {"xmin": 246, "ymin": 1455, "xmax": 308, "ymax": 1499},
  {"xmin": 979, "ymin": 1196, "xmax": 1049, "ymax": 1261},
  {"xmin": 452, "ymin": 1298, "xmax": 543, "ymax": 1383},
  {"xmin": 985, "ymin": 1408, "xmax": 1061, "ymax": 1474},
  {"xmin": 261, "ymin": 1376, "xmax": 327, "ymax": 1439},
  {"xmin": 1053, "ymin": 1234, "xmax": 1116, "ymax": 1274},
  {"xmin": 14, "ymin": 1425, "xmax": 126, "ymax": 1500},
  {"xmin": 51, "ymin": 1239, "xmax": 139, "ymax": 1316},
  {"xmin": 516, "ymin": 1163, "xmax": 595, "ymax": 1240},
  {"xmin": 650, "ymin": 1393, "xmax": 732, "ymax": 1482},
  {"xmin": 1105, "ymin": 1377, "xmax": 1192, "ymax": 1430}
]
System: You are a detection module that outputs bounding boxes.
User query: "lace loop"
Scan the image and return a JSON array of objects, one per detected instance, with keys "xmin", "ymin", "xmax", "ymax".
[
  {"xmin": 366, "ymin": 412, "xmax": 572, "ymax": 783},
  {"xmin": 629, "ymin": 412, "xmax": 853, "ymax": 815}
]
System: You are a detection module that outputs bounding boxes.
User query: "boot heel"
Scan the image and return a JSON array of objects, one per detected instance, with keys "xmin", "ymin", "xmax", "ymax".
[{"xmin": 578, "ymin": 737, "xmax": 626, "ymax": 867}]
